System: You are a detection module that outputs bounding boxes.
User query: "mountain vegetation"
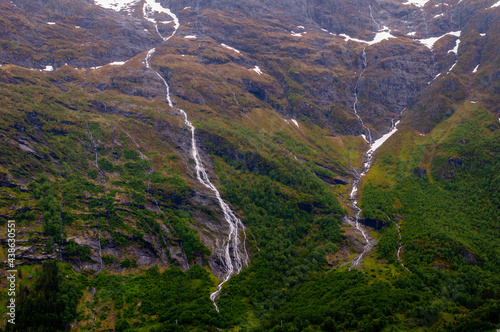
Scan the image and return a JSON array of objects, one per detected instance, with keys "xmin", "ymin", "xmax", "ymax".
[{"xmin": 0, "ymin": 0, "xmax": 498, "ymax": 331}]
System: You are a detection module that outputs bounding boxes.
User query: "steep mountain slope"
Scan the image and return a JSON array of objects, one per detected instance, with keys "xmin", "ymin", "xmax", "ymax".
[{"xmin": 0, "ymin": 0, "xmax": 499, "ymax": 330}]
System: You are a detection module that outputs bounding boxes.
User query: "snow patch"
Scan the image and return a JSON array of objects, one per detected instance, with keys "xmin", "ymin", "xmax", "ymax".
[
  {"xmin": 321, "ymin": 28, "xmax": 328, "ymax": 32},
  {"xmin": 251, "ymin": 66, "xmax": 263, "ymax": 75},
  {"xmin": 418, "ymin": 36, "xmax": 443, "ymax": 49},
  {"xmin": 296, "ymin": 25, "xmax": 305, "ymax": 29},
  {"xmin": 143, "ymin": 0, "xmax": 180, "ymax": 40},
  {"xmin": 291, "ymin": 119, "xmax": 299, "ymax": 127},
  {"xmin": 491, "ymin": 1, "xmax": 500, "ymax": 8},
  {"xmin": 340, "ymin": 30, "xmax": 395, "ymax": 46},
  {"xmin": 93, "ymin": 0, "xmax": 140, "ymax": 13},
  {"xmin": 479, "ymin": 33, "xmax": 486, "ymax": 36},
  {"xmin": 407, "ymin": 31, "xmax": 417, "ymax": 36},
  {"xmin": 368, "ymin": 121, "xmax": 400, "ymax": 154},
  {"xmin": 473, "ymin": 64, "xmax": 479, "ymax": 73},
  {"xmin": 47, "ymin": 22, "xmax": 56, "ymax": 25},
  {"xmin": 448, "ymin": 38, "xmax": 460, "ymax": 54},
  {"xmin": 370, "ymin": 31, "xmax": 396, "ymax": 44},
  {"xmin": 447, "ymin": 62, "xmax": 457, "ymax": 73},
  {"xmin": 403, "ymin": 0, "xmax": 429, "ymax": 7},
  {"xmin": 433, "ymin": 13, "xmax": 444, "ymax": 19},
  {"xmin": 470, "ymin": 101, "xmax": 476, "ymax": 103},
  {"xmin": 418, "ymin": 31, "xmax": 460, "ymax": 49},
  {"xmin": 43, "ymin": 65, "xmax": 53, "ymax": 71},
  {"xmin": 221, "ymin": 43, "xmax": 241, "ymax": 54},
  {"xmin": 109, "ymin": 61, "xmax": 126, "ymax": 65},
  {"xmin": 184, "ymin": 35, "xmax": 197, "ymax": 39},
  {"xmin": 90, "ymin": 66, "xmax": 102, "ymax": 70},
  {"xmin": 75, "ymin": 25, "xmax": 81, "ymax": 29},
  {"xmin": 291, "ymin": 31, "xmax": 306, "ymax": 37},
  {"xmin": 183, "ymin": 6, "xmax": 191, "ymax": 10}
]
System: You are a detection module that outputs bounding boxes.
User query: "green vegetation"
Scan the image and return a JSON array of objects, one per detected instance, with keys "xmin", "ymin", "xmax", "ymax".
[
  {"xmin": 5, "ymin": 261, "xmax": 85, "ymax": 332},
  {"xmin": 0, "ymin": 31, "xmax": 498, "ymax": 331},
  {"xmin": 203, "ymin": 145, "xmax": 345, "ymax": 328},
  {"xmin": 85, "ymin": 265, "xmax": 218, "ymax": 331},
  {"xmin": 356, "ymin": 107, "xmax": 500, "ymax": 331},
  {"xmin": 3, "ymin": 262, "xmax": 217, "ymax": 332}
]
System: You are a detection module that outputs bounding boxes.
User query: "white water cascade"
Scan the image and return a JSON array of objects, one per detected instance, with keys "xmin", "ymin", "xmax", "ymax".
[
  {"xmin": 346, "ymin": 19, "xmax": 407, "ymax": 268},
  {"xmin": 353, "ymin": 47, "xmax": 373, "ymax": 144},
  {"xmin": 348, "ymin": 47, "xmax": 373, "ymax": 269},
  {"xmin": 395, "ymin": 222, "xmax": 410, "ymax": 272},
  {"xmin": 349, "ymin": 55, "xmax": 404, "ymax": 270},
  {"xmin": 384, "ymin": 214, "xmax": 410, "ymax": 272},
  {"xmin": 348, "ymin": 119, "xmax": 402, "ymax": 269},
  {"xmin": 138, "ymin": 1, "xmax": 249, "ymax": 311},
  {"xmin": 368, "ymin": 2, "xmax": 381, "ymax": 31}
]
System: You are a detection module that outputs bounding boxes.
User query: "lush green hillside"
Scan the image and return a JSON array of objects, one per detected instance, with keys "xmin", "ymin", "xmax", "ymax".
[{"xmin": 0, "ymin": 62, "xmax": 353, "ymax": 331}]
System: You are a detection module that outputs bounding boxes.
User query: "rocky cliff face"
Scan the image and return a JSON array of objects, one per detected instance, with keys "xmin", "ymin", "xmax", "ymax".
[{"xmin": 156, "ymin": 0, "xmax": 499, "ymax": 136}]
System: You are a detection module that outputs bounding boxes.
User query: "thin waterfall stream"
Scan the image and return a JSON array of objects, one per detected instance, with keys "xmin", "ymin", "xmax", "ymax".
[
  {"xmin": 140, "ymin": 1, "xmax": 249, "ymax": 312},
  {"xmin": 348, "ymin": 114, "xmax": 402, "ymax": 269},
  {"xmin": 348, "ymin": 47, "xmax": 404, "ymax": 269}
]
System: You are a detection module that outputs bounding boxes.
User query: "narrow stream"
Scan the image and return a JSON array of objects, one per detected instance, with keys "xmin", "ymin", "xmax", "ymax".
[
  {"xmin": 140, "ymin": 1, "xmax": 249, "ymax": 312},
  {"xmin": 385, "ymin": 214, "xmax": 411, "ymax": 272},
  {"xmin": 348, "ymin": 47, "xmax": 402, "ymax": 268},
  {"xmin": 348, "ymin": 117, "xmax": 401, "ymax": 269},
  {"xmin": 352, "ymin": 47, "xmax": 372, "ymax": 144}
]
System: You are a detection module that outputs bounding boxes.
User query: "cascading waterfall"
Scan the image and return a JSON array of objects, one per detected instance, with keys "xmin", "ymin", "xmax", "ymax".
[
  {"xmin": 139, "ymin": 1, "xmax": 249, "ymax": 311},
  {"xmin": 353, "ymin": 47, "xmax": 373, "ymax": 144},
  {"xmin": 348, "ymin": 46, "xmax": 374, "ymax": 270},
  {"xmin": 368, "ymin": 2, "xmax": 381, "ymax": 31},
  {"xmin": 346, "ymin": 7, "xmax": 406, "ymax": 268},
  {"xmin": 395, "ymin": 223, "xmax": 410, "ymax": 272},
  {"xmin": 385, "ymin": 214, "xmax": 410, "ymax": 272},
  {"xmin": 348, "ymin": 104, "xmax": 403, "ymax": 269}
]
